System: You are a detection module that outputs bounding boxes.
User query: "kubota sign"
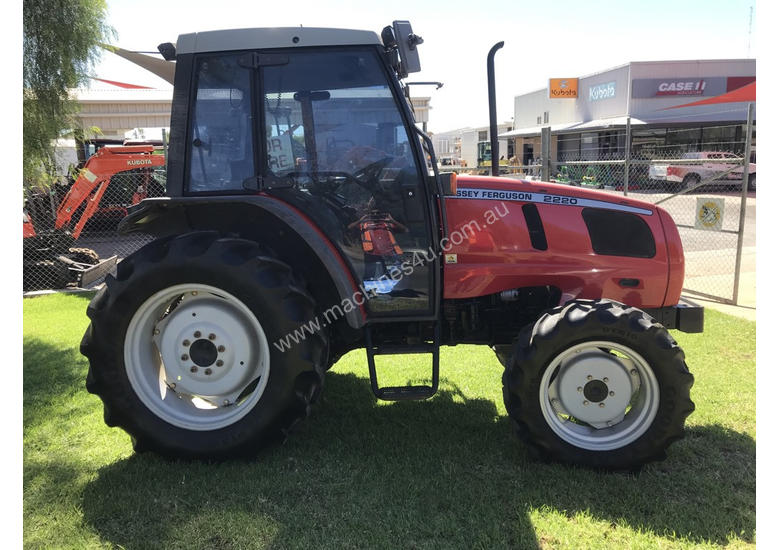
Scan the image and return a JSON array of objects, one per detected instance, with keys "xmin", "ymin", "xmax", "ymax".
[{"xmin": 549, "ymin": 78, "xmax": 578, "ymax": 98}]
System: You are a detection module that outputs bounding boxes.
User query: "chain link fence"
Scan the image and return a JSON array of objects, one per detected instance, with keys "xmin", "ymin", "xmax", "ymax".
[
  {"xmin": 25, "ymin": 120, "xmax": 755, "ymax": 305},
  {"xmin": 23, "ymin": 163, "xmax": 165, "ymax": 292}
]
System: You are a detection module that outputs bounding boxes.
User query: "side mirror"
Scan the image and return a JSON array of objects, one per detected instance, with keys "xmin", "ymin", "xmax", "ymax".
[{"xmin": 392, "ymin": 20, "xmax": 422, "ymax": 78}]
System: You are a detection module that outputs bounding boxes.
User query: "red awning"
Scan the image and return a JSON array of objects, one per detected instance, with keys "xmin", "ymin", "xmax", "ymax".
[
  {"xmin": 663, "ymin": 81, "xmax": 755, "ymax": 110},
  {"xmin": 90, "ymin": 77, "xmax": 153, "ymax": 89}
]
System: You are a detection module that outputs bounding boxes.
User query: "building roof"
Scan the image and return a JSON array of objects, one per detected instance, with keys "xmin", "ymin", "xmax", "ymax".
[{"xmin": 499, "ymin": 122, "xmax": 582, "ymax": 138}]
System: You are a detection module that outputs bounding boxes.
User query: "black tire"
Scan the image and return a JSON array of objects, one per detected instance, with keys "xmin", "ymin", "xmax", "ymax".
[
  {"xmin": 493, "ymin": 344, "xmax": 514, "ymax": 368},
  {"xmin": 681, "ymin": 173, "xmax": 700, "ymax": 192},
  {"xmin": 502, "ymin": 299, "xmax": 694, "ymax": 470},
  {"xmin": 748, "ymin": 173, "xmax": 756, "ymax": 192},
  {"xmin": 24, "ymin": 259, "xmax": 70, "ymax": 291},
  {"xmin": 80, "ymin": 231, "xmax": 327, "ymax": 459}
]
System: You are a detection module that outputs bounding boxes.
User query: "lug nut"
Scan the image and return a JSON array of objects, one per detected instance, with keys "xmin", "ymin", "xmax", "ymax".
[
  {"xmin": 169, "ymin": 383, "xmax": 176, "ymax": 389},
  {"xmin": 218, "ymin": 345, "xmax": 225, "ymax": 352},
  {"xmin": 194, "ymin": 331, "xmax": 201, "ymax": 338},
  {"xmin": 216, "ymin": 360, "xmax": 224, "ymax": 367},
  {"xmin": 205, "ymin": 368, "xmax": 212, "ymax": 375},
  {"xmin": 577, "ymin": 386, "xmax": 583, "ymax": 392},
  {"xmin": 630, "ymin": 369, "xmax": 638, "ymax": 375},
  {"xmin": 587, "ymin": 375, "xmax": 593, "ymax": 380},
  {"xmin": 190, "ymin": 366, "xmax": 198, "ymax": 373},
  {"xmin": 209, "ymin": 333, "xmax": 216, "ymax": 340},
  {"xmin": 599, "ymin": 402, "xmax": 605, "ymax": 408},
  {"xmin": 181, "ymin": 354, "xmax": 189, "ymax": 361},
  {"xmin": 583, "ymin": 400, "xmax": 589, "ymax": 406},
  {"xmin": 183, "ymin": 339, "xmax": 191, "ymax": 347},
  {"xmin": 154, "ymin": 329, "xmax": 160, "ymax": 335},
  {"xmin": 223, "ymin": 400, "xmax": 230, "ymax": 406},
  {"xmin": 191, "ymin": 291, "xmax": 198, "ymax": 296},
  {"xmin": 603, "ymin": 377, "xmax": 609, "ymax": 383},
  {"xmin": 609, "ymin": 391, "xmax": 615, "ymax": 397}
]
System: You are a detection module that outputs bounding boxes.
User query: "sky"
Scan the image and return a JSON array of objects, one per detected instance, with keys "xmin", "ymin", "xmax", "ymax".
[{"xmin": 93, "ymin": 0, "xmax": 758, "ymax": 134}]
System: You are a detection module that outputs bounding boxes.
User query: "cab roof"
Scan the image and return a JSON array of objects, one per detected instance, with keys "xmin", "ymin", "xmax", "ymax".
[{"xmin": 176, "ymin": 27, "xmax": 382, "ymax": 54}]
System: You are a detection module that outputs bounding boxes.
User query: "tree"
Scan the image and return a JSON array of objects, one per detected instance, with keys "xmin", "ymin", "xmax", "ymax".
[{"xmin": 23, "ymin": 0, "xmax": 114, "ymax": 188}]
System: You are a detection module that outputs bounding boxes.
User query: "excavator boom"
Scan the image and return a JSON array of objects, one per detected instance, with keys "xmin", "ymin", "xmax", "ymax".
[{"xmin": 55, "ymin": 145, "xmax": 165, "ymax": 238}]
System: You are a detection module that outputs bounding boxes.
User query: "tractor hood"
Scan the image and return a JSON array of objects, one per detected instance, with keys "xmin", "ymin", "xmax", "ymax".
[
  {"xmin": 442, "ymin": 174, "xmax": 685, "ymax": 310},
  {"xmin": 451, "ymin": 175, "xmax": 657, "ymax": 217}
]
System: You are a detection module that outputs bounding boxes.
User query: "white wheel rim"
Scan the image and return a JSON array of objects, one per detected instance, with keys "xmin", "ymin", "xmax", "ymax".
[
  {"xmin": 538, "ymin": 340, "xmax": 660, "ymax": 451},
  {"xmin": 124, "ymin": 283, "xmax": 270, "ymax": 431}
]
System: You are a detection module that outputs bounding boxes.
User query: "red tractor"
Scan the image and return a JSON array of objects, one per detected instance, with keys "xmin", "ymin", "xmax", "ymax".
[
  {"xmin": 81, "ymin": 22, "xmax": 702, "ymax": 469},
  {"xmin": 23, "ymin": 144, "xmax": 165, "ymax": 290}
]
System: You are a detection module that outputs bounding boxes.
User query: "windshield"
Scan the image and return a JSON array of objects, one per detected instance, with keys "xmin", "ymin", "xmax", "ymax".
[{"xmin": 261, "ymin": 49, "xmax": 432, "ymax": 314}]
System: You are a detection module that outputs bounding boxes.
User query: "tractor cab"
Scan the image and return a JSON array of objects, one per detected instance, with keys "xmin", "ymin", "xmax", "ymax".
[{"xmin": 162, "ymin": 22, "xmax": 440, "ymax": 318}]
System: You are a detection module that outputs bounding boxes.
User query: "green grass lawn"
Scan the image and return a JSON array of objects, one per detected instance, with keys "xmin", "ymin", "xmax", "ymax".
[{"xmin": 23, "ymin": 293, "xmax": 756, "ymax": 549}]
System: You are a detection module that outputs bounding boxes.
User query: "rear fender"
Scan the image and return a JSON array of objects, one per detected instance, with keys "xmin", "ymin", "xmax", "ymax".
[{"xmin": 119, "ymin": 196, "xmax": 365, "ymax": 328}]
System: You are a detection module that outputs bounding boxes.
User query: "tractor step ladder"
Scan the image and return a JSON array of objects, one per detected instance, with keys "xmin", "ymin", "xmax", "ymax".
[{"xmin": 364, "ymin": 324, "xmax": 440, "ymax": 401}]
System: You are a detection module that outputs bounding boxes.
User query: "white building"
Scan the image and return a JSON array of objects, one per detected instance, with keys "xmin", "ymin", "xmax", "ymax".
[
  {"xmin": 501, "ymin": 59, "xmax": 756, "ymax": 164},
  {"xmin": 432, "ymin": 122, "xmax": 513, "ymax": 168}
]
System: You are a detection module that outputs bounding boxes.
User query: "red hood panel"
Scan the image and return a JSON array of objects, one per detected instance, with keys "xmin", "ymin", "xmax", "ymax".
[{"xmin": 443, "ymin": 175, "xmax": 673, "ymax": 309}]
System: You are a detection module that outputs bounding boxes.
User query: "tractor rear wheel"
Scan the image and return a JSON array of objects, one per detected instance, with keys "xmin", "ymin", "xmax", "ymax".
[
  {"xmin": 80, "ymin": 231, "xmax": 326, "ymax": 459},
  {"xmin": 502, "ymin": 299, "xmax": 694, "ymax": 470}
]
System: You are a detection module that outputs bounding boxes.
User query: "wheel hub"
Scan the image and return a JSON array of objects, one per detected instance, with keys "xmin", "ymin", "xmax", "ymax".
[
  {"xmin": 154, "ymin": 298, "xmax": 259, "ymax": 404},
  {"xmin": 540, "ymin": 340, "xmax": 659, "ymax": 451},
  {"xmin": 551, "ymin": 349, "xmax": 634, "ymax": 427},
  {"xmin": 189, "ymin": 339, "xmax": 218, "ymax": 367},
  {"xmin": 124, "ymin": 284, "xmax": 271, "ymax": 431},
  {"xmin": 583, "ymin": 379, "xmax": 609, "ymax": 403}
]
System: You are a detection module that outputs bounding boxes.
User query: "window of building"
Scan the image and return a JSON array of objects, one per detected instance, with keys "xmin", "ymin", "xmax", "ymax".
[
  {"xmin": 536, "ymin": 116, "xmax": 542, "ymax": 125},
  {"xmin": 543, "ymin": 111, "xmax": 549, "ymax": 124},
  {"xmin": 665, "ymin": 128, "xmax": 702, "ymax": 152},
  {"xmin": 478, "ymin": 130, "xmax": 488, "ymax": 141}
]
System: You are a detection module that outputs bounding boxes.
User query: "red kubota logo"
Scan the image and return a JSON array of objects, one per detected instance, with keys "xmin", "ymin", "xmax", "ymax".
[{"xmin": 657, "ymin": 80, "xmax": 707, "ymax": 96}]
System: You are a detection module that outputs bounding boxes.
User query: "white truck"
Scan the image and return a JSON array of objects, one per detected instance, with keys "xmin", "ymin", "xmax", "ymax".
[{"xmin": 649, "ymin": 151, "xmax": 756, "ymax": 191}]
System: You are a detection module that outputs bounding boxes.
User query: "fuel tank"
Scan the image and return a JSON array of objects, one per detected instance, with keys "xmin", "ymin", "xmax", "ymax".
[{"xmin": 441, "ymin": 175, "xmax": 684, "ymax": 308}]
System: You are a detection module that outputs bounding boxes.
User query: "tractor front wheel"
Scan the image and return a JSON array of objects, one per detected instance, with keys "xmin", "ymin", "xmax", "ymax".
[
  {"xmin": 502, "ymin": 299, "xmax": 694, "ymax": 470},
  {"xmin": 80, "ymin": 231, "xmax": 326, "ymax": 459}
]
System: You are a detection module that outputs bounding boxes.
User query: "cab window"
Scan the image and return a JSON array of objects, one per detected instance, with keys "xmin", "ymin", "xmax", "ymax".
[
  {"xmin": 261, "ymin": 49, "xmax": 432, "ymax": 314},
  {"xmin": 187, "ymin": 54, "xmax": 254, "ymax": 193}
]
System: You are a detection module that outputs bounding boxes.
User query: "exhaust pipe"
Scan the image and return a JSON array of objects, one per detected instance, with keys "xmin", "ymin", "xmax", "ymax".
[{"xmin": 487, "ymin": 41, "xmax": 504, "ymax": 177}]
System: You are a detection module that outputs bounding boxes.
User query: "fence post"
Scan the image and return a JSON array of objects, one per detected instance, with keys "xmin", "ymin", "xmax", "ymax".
[
  {"xmin": 623, "ymin": 117, "xmax": 631, "ymax": 196},
  {"xmin": 541, "ymin": 126, "xmax": 551, "ymax": 181},
  {"xmin": 732, "ymin": 102, "xmax": 754, "ymax": 305}
]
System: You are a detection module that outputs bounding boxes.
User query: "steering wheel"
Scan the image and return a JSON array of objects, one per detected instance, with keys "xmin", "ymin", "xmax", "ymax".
[{"xmin": 352, "ymin": 156, "xmax": 394, "ymax": 184}]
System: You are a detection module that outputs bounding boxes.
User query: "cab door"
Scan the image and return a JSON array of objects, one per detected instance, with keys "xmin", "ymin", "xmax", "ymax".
[{"xmin": 258, "ymin": 47, "xmax": 437, "ymax": 317}]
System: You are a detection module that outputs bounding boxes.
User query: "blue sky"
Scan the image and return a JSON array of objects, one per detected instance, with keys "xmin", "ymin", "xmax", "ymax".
[{"xmin": 95, "ymin": 0, "xmax": 757, "ymax": 132}]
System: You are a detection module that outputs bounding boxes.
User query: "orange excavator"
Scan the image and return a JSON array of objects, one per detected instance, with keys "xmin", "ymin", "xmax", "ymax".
[{"xmin": 23, "ymin": 145, "xmax": 166, "ymax": 290}]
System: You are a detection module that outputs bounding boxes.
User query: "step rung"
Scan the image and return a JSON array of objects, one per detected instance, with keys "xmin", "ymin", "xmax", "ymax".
[
  {"xmin": 370, "ymin": 344, "xmax": 436, "ymax": 355},
  {"xmin": 375, "ymin": 385, "xmax": 435, "ymax": 401}
]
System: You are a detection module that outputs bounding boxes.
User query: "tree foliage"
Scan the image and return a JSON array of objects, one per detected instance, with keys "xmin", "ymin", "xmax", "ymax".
[{"xmin": 23, "ymin": 0, "xmax": 113, "ymax": 188}]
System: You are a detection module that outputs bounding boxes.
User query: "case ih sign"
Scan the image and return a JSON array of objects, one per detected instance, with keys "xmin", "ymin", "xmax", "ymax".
[{"xmin": 632, "ymin": 77, "xmax": 727, "ymax": 98}]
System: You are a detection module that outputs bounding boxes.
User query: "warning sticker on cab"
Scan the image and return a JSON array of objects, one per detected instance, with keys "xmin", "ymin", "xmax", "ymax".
[{"xmin": 453, "ymin": 187, "xmax": 653, "ymax": 216}]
